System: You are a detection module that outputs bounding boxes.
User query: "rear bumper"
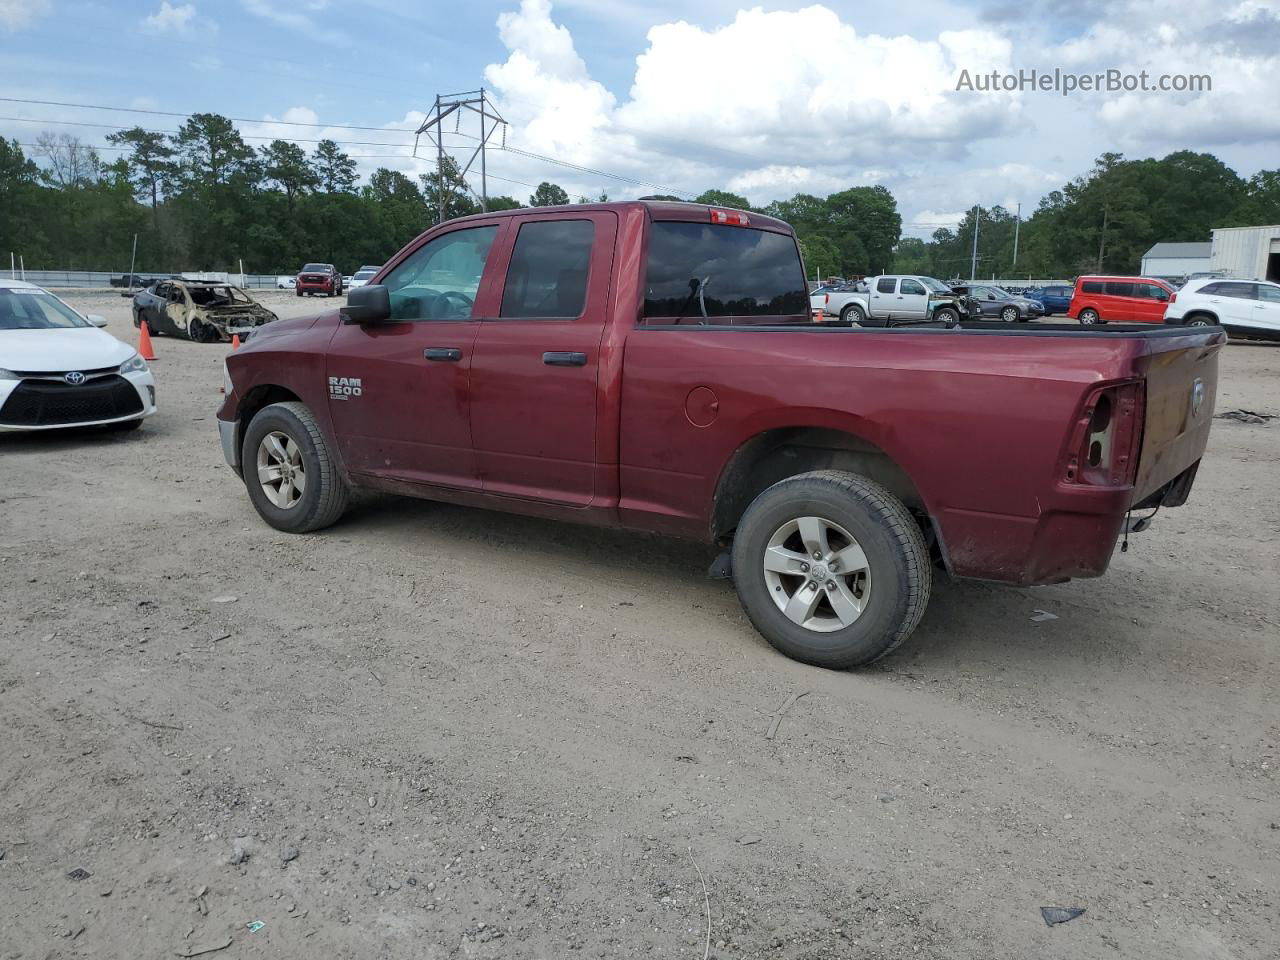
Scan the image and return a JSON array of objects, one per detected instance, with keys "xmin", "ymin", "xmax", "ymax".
[{"xmin": 937, "ymin": 461, "xmax": 1201, "ymax": 585}]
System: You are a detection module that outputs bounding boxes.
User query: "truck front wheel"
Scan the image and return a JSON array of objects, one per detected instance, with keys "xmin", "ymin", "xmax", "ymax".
[
  {"xmin": 241, "ymin": 401, "xmax": 350, "ymax": 533},
  {"xmin": 730, "ymin": 470, "xmax": 931, "ymax": 668}
]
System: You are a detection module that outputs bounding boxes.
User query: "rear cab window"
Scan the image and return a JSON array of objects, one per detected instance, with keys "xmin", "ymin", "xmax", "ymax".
[{"xmin": 642, "ymin": 221, "xmax": 808, "ymax": 324}]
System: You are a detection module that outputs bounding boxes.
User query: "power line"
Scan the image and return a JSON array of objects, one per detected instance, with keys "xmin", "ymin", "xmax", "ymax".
[
  {"xmin": 2, "ymin": 95, "xmax": 694, "ymax": 196},
  {"xmin": 0, "ymin": 97, "xmax": 416, "ymax": 133},
  {"xmin": 0, "ymin": 115, "xmax": 422, "ymax": 149}
]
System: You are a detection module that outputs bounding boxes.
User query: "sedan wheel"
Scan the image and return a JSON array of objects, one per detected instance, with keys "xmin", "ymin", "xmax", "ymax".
[
  {"xmin": 1000, "ymin": 306, "xmax": 1019, "ymax": 323},
  {"xmin": 256, "ymin": 430, "xmax": 307, "ymax": 509}
]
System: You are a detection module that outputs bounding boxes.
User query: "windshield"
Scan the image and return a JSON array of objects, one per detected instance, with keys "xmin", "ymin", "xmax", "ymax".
[
  {"xmin": 354, "ymin": 269, "xmax": 378, "ymax": 281},
  {"xmin": 919, "ymin": 277, "xmax": 951, "ymax": 294},
  {"xmin": 301, "ymin": 263, "xmax": 330, "ymax": 273},
  {"xmin": 0, "ymin": 288, "xmax": 90, "ymax": 330}
]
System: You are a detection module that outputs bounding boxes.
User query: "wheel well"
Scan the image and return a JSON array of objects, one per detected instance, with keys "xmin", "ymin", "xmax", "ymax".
[
  {"xmin": 1183, "ymin": 309, "xmax": 1218, "ymax": 324},
  {"xmin": 236, "ymin": 385, "xmax": 302, "ymax": 453},
  {"xmin": 711, "ymin": 427, "xmax": 925, "ymax": 542}
]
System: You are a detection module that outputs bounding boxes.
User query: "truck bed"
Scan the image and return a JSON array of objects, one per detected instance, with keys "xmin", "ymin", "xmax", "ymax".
[{"xmin": 618, "ymin": 321, "xmax": 1224, "ymax": 584}]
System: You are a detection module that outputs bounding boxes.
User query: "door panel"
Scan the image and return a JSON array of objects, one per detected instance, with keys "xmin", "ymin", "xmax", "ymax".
[
  {"xmin": 326, "ymin": 220, "xmax": 505, "ymax": 489},
  {"xmin": 896, "ymin": 279, "xmax": 928, "ymax": 319},
  {"xmin": 469, "ymin": 212, "xmax": 618, "ymax": 507}
]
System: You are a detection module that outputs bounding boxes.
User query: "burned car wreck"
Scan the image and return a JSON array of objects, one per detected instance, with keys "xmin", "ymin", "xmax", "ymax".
[{"xmin": 131, "ymin": 281, "xmax": 278, "ymax": 343}]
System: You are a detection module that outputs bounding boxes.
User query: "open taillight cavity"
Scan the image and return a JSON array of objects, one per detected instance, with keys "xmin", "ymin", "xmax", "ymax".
[
  {"xmin": 709, "ymin": 208, "xmax": 750, "ymax": 226},
  {"xmin": 1064, "ymin": 380, "xmax": 1144, "ymax": 486}
]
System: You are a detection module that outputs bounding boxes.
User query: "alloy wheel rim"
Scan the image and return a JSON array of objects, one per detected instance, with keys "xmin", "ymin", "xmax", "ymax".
[
  {"xmin": 763, "ymin": 516, "xmax": 871, "ymax": 633},
  {"xmin": 256, "ymin": 431, "xmax": 306, "ymax": 509}
]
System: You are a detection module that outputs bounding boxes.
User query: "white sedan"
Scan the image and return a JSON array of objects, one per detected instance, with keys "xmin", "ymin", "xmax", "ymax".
[{"xmin": 0, "ymin": 280, "xmax": 157, "ymax": 432}]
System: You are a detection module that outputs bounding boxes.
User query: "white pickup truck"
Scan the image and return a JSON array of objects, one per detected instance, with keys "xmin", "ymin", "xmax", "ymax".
[{"xmin": 821, "ymin": 275, "xmax": 972, "ymax": 326}]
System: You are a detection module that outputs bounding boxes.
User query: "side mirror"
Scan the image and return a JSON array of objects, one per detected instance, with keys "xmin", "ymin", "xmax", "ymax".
[
  {"xmin": 86, "ymin": 314, "xmax": 109, "ymax": 327},
  {"xmin": 340, "ymin": 284, "xmax": 391, "ymax": 325}
]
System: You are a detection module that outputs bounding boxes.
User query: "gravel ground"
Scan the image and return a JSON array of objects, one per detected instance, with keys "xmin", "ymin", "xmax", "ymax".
[{"xmin": 2, "ymin": 292, "xmax": 1278, "ymax": 960}]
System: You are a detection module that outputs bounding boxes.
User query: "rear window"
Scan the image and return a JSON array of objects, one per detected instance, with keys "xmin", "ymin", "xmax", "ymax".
[
  {"xmin": 1082, "ymin": 280, "xmax": 1103, "ymax": 293},
  {"xmin": 643, "ymin": 222, "xmax": 807, "ymax": 321},
  {"xmin": 1216, "ymin": 282, "xmax": 1256, "ymax": 299},
  {"xmin": 1104, "ymin": 281, "xmax": 1136, "ymax": 297}
]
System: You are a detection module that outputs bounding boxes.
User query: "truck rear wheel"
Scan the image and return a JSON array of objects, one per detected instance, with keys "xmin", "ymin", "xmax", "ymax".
[
  {"xmin": 840, "ymin": 303, "xmax": 865, "ymax": 325},
  {"xmin": 241, "ymin": 401, "xmax": 349, "ymax": 534},
  {"xmin": 730, "ymin": 470, "xmax": 931, "ymax": 669}
]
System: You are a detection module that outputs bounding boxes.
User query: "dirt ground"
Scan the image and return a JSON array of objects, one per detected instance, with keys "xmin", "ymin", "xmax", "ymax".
[{"xmin": 2, "ymin": 291, "xmax": 1277, "ymax": 960}]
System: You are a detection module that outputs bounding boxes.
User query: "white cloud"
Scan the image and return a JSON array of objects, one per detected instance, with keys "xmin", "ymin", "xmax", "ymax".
[
  {"xmin": 240, "ymin": 0, "xmax": 340, "ymax": 42},
  {"xmin": 141, "ymin": 1, "xmax": 197, "ymax": 33},
  {"xmin": 474, "ymin": 0, "xmax": 1280, "ymax": 224},
  {"xmin": 0, "ymin": 0, "xmax": 49, "ymax": 30}
]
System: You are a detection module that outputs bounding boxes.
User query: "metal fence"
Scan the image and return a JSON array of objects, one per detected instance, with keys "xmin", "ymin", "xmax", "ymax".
[{"xmin": 8, "ymin": 269, "xmax": 290, "ymax": 290}]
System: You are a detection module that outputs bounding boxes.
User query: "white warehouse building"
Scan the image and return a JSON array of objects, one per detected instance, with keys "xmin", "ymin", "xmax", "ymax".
[
  {"xmin": 1140, "ymin": 242, "xmax": 1211, "ymax": 279},
  {"xmin": 1209, "ymin": 225, "xmax": 1280, "ymax": 283}
]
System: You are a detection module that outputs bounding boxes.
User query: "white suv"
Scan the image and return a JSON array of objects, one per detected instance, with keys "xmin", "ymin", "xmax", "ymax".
[{"xmin": 1165, "ymin": 278, "xmax": 1280, "ymax": 341}]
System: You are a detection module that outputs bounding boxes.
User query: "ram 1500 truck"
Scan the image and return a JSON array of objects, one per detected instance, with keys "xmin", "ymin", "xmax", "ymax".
[{"xmin": 217, "ymin": 201, "xmax": 1221, "ymax": 668}]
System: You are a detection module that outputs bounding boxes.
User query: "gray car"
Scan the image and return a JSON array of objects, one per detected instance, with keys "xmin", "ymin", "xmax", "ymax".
[{"xmin": 951, "ymin": 284, "xmax": 1045, "ymax": 322}]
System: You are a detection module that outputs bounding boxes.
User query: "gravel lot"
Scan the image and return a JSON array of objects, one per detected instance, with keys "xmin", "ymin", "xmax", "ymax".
[{"xmin": 2, "ymin": 292, "xmax": 1278, "ymax": 960}]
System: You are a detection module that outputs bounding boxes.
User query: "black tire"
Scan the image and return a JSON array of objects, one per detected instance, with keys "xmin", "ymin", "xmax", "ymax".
[
  {"xmin": 241, "ymin": 401, "xmax": 350, "ymax": 534},
  {"xmin": 730, "ymin": 470, "xmax": 931, "ymax": 669},
  {"xmin": 296, "ymin": 288, "xmax": 303, "ymax": 297},
  {"xmin": 1000, "ymin": 306, "xmax": 1019, "ymax": 323},
  {"xmin": 1078, "ymin": 308, "xmax": 1100, "ymax": 325},
  {"xmin": 934, "ymin": 306, "xmax": 960, "ymax": 324},
  {"xmin": 187, "ymin": 316, "xmax": 218, "ymax": 343},
  {"xmin": 840, "ymin": 303, "xmax": 865, "ymax": 325},
  {"xmin": 1186, "ymin": 315, "xmax": 1213, "ymax": 327}
]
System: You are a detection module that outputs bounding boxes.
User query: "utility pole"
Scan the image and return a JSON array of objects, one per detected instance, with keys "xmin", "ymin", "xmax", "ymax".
[
  {"xmin": 1012, "ymin": 201, "xmax": 1021, "ymax": 269},
  {"xmin": 414, "ymin": 88, "xmax": 507, "ymax": 223},
  {"xmin": 969, "ymin": 205, "xmax": 980, "ymax": 281}
]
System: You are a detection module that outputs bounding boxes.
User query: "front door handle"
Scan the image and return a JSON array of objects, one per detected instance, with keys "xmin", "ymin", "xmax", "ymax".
[
  {"xmin": 424, "ymin": 347, "xmax": 462, "ymax": 362},
  {"xmin": 543, "ymin": 351, "xmax": 587, "ymax": 367}
]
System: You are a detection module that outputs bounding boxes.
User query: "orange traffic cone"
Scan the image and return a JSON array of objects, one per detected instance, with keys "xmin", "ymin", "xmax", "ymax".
[
  {"xmin": 231, "ymin": 333, "xmax": 241, "ymax": 350},
  {"xmin": 137, "ymin": 319, "xmax": 156, "ymax": 361}
]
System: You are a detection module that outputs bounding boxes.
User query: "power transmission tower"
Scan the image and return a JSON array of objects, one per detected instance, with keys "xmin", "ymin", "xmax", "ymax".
[{"xmin": 414, "ymin": 89, "xmax": 507, "ymax": 224}]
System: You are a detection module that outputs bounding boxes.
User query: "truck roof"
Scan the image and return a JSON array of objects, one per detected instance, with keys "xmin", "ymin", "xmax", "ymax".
[{"xmin": 444, "ymin": 200, "xmax": 794, "ymax": 234}]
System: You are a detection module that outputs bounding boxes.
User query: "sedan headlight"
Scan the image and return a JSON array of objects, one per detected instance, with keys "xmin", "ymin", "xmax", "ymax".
[{"xmin": 118, "ymin": 352, "xmax": 149, "ymax": 375}]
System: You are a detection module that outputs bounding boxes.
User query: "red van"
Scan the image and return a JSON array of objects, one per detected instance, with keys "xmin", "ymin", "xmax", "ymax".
[{"xmin": 1068, "ymin": 275, "xmax": 1173, "ymax": 325}]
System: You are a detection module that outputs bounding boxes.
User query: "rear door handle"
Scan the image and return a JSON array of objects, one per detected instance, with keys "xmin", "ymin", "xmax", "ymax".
[
  {"xmin": 543, "ymin": 351, "xmax": 587, "ymax": 367},
  {"xmin": 424, "ymin": 347, "xmax": 462, "ymax": 361}
]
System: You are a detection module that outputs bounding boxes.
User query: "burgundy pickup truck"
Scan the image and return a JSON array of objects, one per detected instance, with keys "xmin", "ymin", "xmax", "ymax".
[{"xmin": 217, "ymin": 202, "xmax": 1221, "ymax": 668}]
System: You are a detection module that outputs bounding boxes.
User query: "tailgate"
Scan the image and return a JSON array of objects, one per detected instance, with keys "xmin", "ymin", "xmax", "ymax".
[{"xmin": 1131, "ymin": 331, "xmax": 1223, "ymax": 501}]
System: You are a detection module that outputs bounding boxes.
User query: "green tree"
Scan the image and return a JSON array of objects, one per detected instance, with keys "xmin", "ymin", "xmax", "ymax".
[
  {"xmin": 311, "ymin": 139, "xmax": 357, "ymax": 194},
  {"xmin": 262, "ymin": 140, "xmax": 318, "ymax": 213},
  {"xmin": 695, "ymin": 189, "xmax": 750, "ymax": 209},
  {"xmin": 104, "ymin": 127, "xmax": 175, "ymax": 228},
  {"xmin": 1226, "ymin": 169, "xmax": 1280, "ymax": 226},
  {"xmin": 530, "ymin": 181, "xmax": 570, "ymax": 206},
  {"xmin": 420, "ymin": 155, "xmax": 479, "ymax": 224},
  {"xmin": 798, "ymin": 234, "xmax": 841, "ymax": 279}
]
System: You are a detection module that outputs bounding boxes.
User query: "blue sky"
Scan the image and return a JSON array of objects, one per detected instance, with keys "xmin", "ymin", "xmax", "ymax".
[{"xmin": 3, "ymin": 0, "xmax": 1278, "ymax": 235}]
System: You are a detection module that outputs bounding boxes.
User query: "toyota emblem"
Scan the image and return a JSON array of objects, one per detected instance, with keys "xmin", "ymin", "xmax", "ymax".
[{"xmin": 64, "ymin": 371, "xmax": 86, "ymax": 386}]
